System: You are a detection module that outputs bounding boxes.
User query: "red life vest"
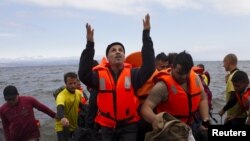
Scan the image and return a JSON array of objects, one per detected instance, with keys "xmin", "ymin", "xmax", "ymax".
[
  {"xmin": 236, "ymin": 87, "xmax": 250, "ymax": 110},
  {"xmin": 192, "ymin": 67, "xmax": 213, "ymax": 110},
  {"xmin": 136, "ymin": 68, "xmax": 172, "ymax": 105},
  {"xmin": 93, "ymin": 63, "xmax": 140, "ymax": 128},
  {"xmin": 155, "ymin": 70, "xmax": 202, "ymax": 123}
]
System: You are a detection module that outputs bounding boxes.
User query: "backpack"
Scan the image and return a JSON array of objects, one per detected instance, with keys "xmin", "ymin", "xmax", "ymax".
[
  {"xmin": 53, "ymin": 86, "xmax": 65, "ymax": 100},
  {"xmin": 145, "ymin": 112, "xmax": 194, "ymax": 141}
]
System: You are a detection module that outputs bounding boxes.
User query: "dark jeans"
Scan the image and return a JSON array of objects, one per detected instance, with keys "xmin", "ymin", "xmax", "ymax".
[
  {"xmin": 85, "ymin": 90, "xmax": 98, "ymax": 129},
  {"xmin": 191, "ymin": 120, "xmax": 208, "ymax": 141},
  {"xmin": 57, "ymin": 128, "xmax": 74, "ymax": 141},
  {"xmin": 101, "ymin": 123, "xmax": 138, "ymax": 141},
  {"xmin": 137, "ymin": 119, "xmax": 152, "ymax": 141}
]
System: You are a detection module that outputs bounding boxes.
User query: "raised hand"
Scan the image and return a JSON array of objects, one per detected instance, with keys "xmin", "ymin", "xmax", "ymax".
[
  {"xmin": 86, "ymin": 23, "xmax": 94, "ymax": 42},
  {"xmin": 143, "ymin": 14, "xmax": 150, "ymax": 30}
]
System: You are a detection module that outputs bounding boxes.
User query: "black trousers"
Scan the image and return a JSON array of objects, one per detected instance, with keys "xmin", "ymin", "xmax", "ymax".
[
  {"xmin": 57, "ymin": 129, "xmax": 74, "ymax": 141},
  {"xmin": 136, "ymin": 119, "xmax": 152, "ymax": 141},
  {"xmin": 101, "ymin": 123, "xmax": 138, "ymax": 141}
]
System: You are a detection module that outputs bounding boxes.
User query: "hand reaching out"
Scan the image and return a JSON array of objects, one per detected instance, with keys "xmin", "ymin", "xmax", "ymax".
[{"xmin": 61, "ymin": 117, "xmax": 69, "ymax": 127}]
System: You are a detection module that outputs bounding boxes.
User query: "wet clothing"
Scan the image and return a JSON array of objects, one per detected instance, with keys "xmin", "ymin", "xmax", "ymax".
[
  {"xmin": 55, "ymin": 89, "xmax": 82, "ymax": 132},
  {"xmin": 0, "ymin": 96, "xmax": 56, "ymax": 141}
]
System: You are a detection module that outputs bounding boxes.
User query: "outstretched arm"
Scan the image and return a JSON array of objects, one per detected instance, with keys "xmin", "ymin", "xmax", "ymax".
[
  {"xmin": 31, "ymin": 97, "xmax": 56, "ymax": 118},
  {"xmin": 78, "ymin": 23, "xmax": 98, "ymax": 89},
  {"xmin": 134, "ymin": 13, "xmax": 155, "ymax": 89},
  {"xmin": 143, "ymin": 13, "xmax": 150, "ymax": 30},
  {"xmin": 86, "ymin": 23, "xmax": 94, "ymax": 42}
]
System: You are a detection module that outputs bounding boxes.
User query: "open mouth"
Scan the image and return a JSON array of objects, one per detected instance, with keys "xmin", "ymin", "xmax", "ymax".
[{"xmin": 115, "ymin": 56, "xmax": 122, "ymax": 59}]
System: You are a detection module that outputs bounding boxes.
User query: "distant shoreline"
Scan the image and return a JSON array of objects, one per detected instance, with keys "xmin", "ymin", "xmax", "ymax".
[{"xmin": 2, "ymin": 60, "xmax": 250, "ymax": 68}]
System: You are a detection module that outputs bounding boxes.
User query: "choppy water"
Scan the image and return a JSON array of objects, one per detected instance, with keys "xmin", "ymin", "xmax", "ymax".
[{"xmin": 0, "ymin": 61, "xmax": 250, "ymax": 141}]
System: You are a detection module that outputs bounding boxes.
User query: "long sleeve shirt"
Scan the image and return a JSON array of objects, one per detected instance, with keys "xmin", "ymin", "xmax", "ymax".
[
  {"xmin": 78, "ymin": 30, "xmax": 155, "ymax": 92},
  {"xmin": 0, "ymin": 96, "xmax": 56, "ymax": 141}
]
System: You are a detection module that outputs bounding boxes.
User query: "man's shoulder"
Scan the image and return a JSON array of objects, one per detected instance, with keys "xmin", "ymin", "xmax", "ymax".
[
  {"xmin": 0, "ymin": 103, "xmax": 10, "ymax": 114},
  {"xmin": 53, "ymin": 86, "xmax": 66, "ymax": 99},
  {"xmin": 0, "ymin": 104, "xmax": 5, "ymax": 112},
  {"xmin": 75, "ymin": 89, "xmax": 82, "ymax": 94},
  {"xmin": 19, "ymin": 96, "xmax": 35, "ymax": 100}
]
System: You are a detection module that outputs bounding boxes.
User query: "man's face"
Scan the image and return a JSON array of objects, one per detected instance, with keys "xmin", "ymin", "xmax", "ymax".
[
  {"xmin": 6, "ymin": 95, "xmax": 18, "ymax": 107},
  {"xmin": 223, "ymin": 58, "xmax": 230, "ymax": 72},
  {"xmin": 172, "ymin": 64, "xmax": 189, "ymax": 84},
  {"xmin": 155, "ymin": 60, "xmax": 169, "ymax": 71},
  {"xmin": 65, "ymin": 77, "xmax": 77, "ymax": 93},
  {"xmin": 107, "ymin": 45, "xmax": 125, "ymax": 66},
  {"xmin": 233, "ymin": 81, "xmax": 248, "ymax": 94}
]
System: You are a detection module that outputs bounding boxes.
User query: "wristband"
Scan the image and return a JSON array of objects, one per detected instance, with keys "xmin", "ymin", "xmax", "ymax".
[{"xmin": 202, "ymin": 120, "xmax": 210, "ymax": 128}]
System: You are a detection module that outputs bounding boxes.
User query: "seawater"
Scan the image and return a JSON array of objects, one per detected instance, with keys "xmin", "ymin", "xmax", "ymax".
[{"xmin": 0, "ymin": 61, "xmax": 250, "ymax": 141}]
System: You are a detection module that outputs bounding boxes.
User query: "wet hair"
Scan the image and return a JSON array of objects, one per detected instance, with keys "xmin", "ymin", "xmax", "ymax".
[
  {"xmin": 232, "ymin": 70, "xmax": 249, "ymax": 83},
  {"xmin": 173, "ymin": 51, "xmax": 193, "ymax": 74},
  {"xmin": 3, "ymin": 85, "xmax": 19, "ymax": 100},
  {"xmin": 156, "ymin": 52, "xmax": 168, "ymax": 62},
  {"xmin": 106, "ymin": 42, "xmax": 125, "ymax": 57},
  {"xmin": 64, "ymin": 72, "xmax": 78, "ymax": 83},
  {"xmin": 224, "ymin": 53, "xmax": 237, "ymax": 65},
  {"xmin": 168, "ymin": 52, "xmax": 177, "ymax": 65}
]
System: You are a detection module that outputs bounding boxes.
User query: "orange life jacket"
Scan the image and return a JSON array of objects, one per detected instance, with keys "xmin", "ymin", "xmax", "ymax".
[
  {"xmin": 77, "ymin": 88, "xmax": 88, "ymax": 104},
  {"xmin": 137, "ymin": 68, "xmax": 172, "ymax": 105},
  {"xmin": 155, "ymin": 70, "xmax": 202, "ymax": 123},
  {"xmin": 235, "ymin": 87, "xmax": 250, "ymax": 110},
  {"xmin": 93, "ymin": 63, "xmax": 140, "ymax": 128},
  {"xmin": 137, "ymin": 70, "xmax": 159, "ymax": 104},
  {"xmin": 76, "ymin": 88, "xmax": 87, "ymax": 113}
]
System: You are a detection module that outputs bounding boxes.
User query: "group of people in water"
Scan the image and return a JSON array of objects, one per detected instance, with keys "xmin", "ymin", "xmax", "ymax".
[{"xmin": 1, "ymin": 13, "xmax": 250, "ymax": 141}]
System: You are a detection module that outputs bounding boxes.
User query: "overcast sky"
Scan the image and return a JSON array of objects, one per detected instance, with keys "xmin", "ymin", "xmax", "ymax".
[{"xmin": 1, "ymin": 0, "xmax": 250, "ymax": 61}]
